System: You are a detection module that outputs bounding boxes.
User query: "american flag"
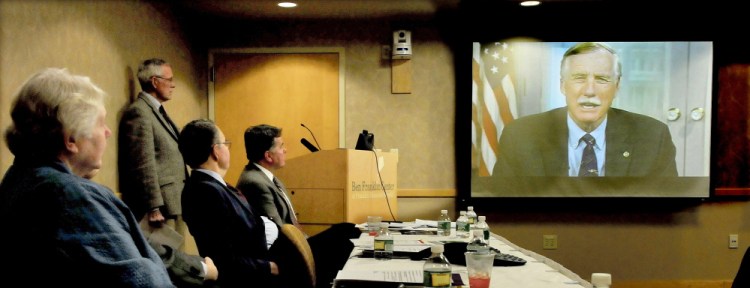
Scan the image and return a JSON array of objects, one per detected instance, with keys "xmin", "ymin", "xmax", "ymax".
[{"xmin": 472, "ymin": 42, "xmax": 518, "ymax": 176}]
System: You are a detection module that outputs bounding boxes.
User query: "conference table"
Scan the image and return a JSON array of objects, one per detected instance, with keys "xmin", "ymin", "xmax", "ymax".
[{"xmin": 333, "ymin": 223, "xmax": 592, "ymax": 288}]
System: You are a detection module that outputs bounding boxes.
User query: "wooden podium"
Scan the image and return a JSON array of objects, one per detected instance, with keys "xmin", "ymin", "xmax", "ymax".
[{"xmin": 274, "ymin": 149, "xmax": 398, "ymax": 236}]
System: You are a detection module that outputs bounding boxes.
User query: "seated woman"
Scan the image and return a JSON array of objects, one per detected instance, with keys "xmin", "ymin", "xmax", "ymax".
[{"xmin": 0, "ymin": 68, "xmax": 173, "ymax": 286}]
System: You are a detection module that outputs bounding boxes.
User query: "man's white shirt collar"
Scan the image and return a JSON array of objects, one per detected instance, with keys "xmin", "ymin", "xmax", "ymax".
[
  {"xmin": 254, "ymin": 163, "xmax": 275, "ymax": 182},
  {"xmin": 143, "ymin": 92, "xmax": 163, "ymax": 110},
  {"xmin": 567, "ymin": 115, "xmax": 607, "ymax": 150},
  {"xmin": 194, "ymin": 168, "xmax": 227, "ymax": 187}
]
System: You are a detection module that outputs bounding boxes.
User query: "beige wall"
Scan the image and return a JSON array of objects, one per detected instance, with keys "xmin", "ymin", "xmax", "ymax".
[
  {"xmin": 2, "ymin": 1, "xmax": 749, "ymax": 285},
  {"xmin": 192, "ymin": 19, "xmax": 456, "ymax": 190},
  {"xmin": 345, "ymin": 38, "xmax": 455, "ymax": 189},
  {"xmin": 0, "ymin": 0, "xmax": 205, "ymax": 190}
]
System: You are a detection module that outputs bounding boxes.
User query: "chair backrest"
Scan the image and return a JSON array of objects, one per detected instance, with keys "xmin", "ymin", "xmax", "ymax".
[{"xmin": 279, "ymin": 224, "xmax": 316, "ymax": 288}]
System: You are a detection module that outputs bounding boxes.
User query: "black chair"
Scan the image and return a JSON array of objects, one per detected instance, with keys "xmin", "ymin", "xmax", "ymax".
[
  {"xmin": 308, "ymin": 222, "xmax": 361, "ymax": 288},
  {"xmin": 733, "ymin": 246, "xmax": 750, "ymax": 288}
]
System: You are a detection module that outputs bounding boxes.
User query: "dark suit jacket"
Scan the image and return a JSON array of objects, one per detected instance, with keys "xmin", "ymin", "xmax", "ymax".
[
  {"xmin": 236, "ymin": 164, "xmax": 295, "ymax": 227},
  {"xmin": 119, "ymin": 92, "xmax": 187, "ymax": 219},
  {"xmin": 493, "ymin": 107, "xmax": 677, "ymax": 177},
  {"xmin": 182, "ymin": 170, "xmax": 272, "ymax": 288}
]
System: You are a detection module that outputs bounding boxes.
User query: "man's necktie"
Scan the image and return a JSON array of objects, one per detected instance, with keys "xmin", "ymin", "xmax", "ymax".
[
  {"xmin": 228, "ymin": 185, "xmax": 248, "ymax": 205},
  {"xmin": 578, "ymin": 134, "xmax": 599, "ymax": 177},
  {"xmin": 273, "ymin": 177, "xmax": 300, "ymax": 226},
  {"xmin": 159, "ymin": 106, "xmax": 179, "ymax": 137}
]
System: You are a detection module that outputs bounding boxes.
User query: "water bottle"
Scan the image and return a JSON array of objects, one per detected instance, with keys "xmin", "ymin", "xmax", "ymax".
[
  {"xmin": 466, "ymin": 229, "xmax": 490, "ymax": 254},
  {"xmin": 456, "ymin": 211, "xmax": 470, "ymax": 238},
  {"xmin": 423, "ymin": 244, "xmax": 452, "ymax": 288},
  {"xmin": 374, "ymin": 223, "xmax": 393, "ymax": 260},
  {"xmin": 474, "ymin": 215, "xmax": 490, "ymax": 242},
  {"xmin": 437, "ymin": 209, "xmax": 452, "ymax": 236},
  {"xmin": 466, "ymin": 206, "xmax": 477, "ymax": 225}
]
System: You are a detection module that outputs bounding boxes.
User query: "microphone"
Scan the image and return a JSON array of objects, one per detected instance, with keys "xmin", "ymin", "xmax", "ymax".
[
  {"xmin": 300, "ymin": 138, "xmax": 319, "ymax": 152},
  {"xmin": 300, "ymin": 123, "xmax": 322, "ymax": 150}
]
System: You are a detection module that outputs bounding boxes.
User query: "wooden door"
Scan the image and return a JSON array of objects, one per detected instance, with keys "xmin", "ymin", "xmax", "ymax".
[{"xmin": 211, "ymin": 50, "xmax": 342, "ymax": 186}]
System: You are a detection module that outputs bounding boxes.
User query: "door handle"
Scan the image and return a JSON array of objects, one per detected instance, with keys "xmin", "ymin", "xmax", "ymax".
[
  {"xmin": 667, "ymin": 108, "xmax": 681, "ymax": 121},
  {"xmin": 690, "ymin": 107, "xmax": 705, "ymax": 121}
]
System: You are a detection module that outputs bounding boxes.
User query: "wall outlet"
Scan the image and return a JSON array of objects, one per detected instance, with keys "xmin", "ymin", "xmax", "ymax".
[
  {"xmin": 543, "ymin": 234, "xmax": 558, "ymax": 250},
  {"xmin": 730, "ymin": 234, "xmax": 739, "ymax": 249}
]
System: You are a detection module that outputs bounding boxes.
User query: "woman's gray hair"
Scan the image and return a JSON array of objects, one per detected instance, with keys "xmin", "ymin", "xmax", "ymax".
[{"xmin": 5, "ymin": 68, "xmax": 106, "ymax": 159}]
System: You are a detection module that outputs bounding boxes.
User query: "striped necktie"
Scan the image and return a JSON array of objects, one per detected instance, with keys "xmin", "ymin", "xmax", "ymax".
[
  {"xmin": 578, "ymin": 133, "xmax": 599, "ymax": 177},
  {"xmin": 228, "ymin": 185, "xmax": 248, "ymax": 205},
  {"xmin": 273, "ymin": 177, "xmax": 300, "ymax": 226}
]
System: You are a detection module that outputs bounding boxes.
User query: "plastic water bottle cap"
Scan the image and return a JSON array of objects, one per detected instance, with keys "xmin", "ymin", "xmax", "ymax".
[
  {"xmin": 591, "ymin": 273, "xmax": 612, "ymax": 287},
  {"xmin": 431, "ymin": 244, "xmax": 444, "ymax": 253},
  {"xmin": 478, "ymin": 216, "xmax": 486, "ymax": 221},
  {"xmin": 441, "ymin": 209, "xmax": 447, "ymax": 213}
]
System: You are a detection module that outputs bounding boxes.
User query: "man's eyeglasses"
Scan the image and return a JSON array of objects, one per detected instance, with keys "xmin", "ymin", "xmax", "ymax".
[
  {"xmin": 153, "ymin": 76, "xmax": 174, "ymax": 83},
  {"xmin": 214, "ymin": 141, "xmax": 232, "ymax": 149}
]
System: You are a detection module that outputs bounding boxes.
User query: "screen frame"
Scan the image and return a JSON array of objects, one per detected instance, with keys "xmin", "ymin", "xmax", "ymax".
[{"xmin": 453, "ymin": 1, "xmax": 725, "ymax": 206}]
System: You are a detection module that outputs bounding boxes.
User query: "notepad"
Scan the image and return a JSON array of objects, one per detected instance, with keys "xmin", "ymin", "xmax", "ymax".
[
  {"xmin": 334, "ymin": 270, "xmax": 465, "ymax": 287},
  {"xmin": 335, "ymin": 269, "xmax": 422, "ymax": 283}
]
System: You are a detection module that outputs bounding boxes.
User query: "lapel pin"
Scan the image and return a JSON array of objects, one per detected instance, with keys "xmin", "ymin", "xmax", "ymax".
[{"xmin": 623, "ymin": 151, "xmax": 630, "ymax": 158}]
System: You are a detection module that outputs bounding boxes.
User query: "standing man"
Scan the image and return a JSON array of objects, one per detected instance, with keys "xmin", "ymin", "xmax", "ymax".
[
  {"xmin": 119, "ymin": 58, "xmax": 189, "ymax": 243},
  {"xmin": 236, "ymin": 124, "xmax": 299, "ymax": 228}
]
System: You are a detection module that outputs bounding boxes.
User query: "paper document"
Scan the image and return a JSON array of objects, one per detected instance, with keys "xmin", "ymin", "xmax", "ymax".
[
  {"xmin": 394, "ymin": 240, "xmax": 429, "ymax": 246},
  {"xmin": 140, "ymin": 216, "xmax": 183, "ymax": 249},
  {"xmin": 393, "ymin": 246, "xmax": 430, "ymax": 253},
  {"xmin": 336, "ymin": 269, "xmax": 422, "ymax": 283},
  {"xmin": 351, "ymin": 235, "xmax": 430, "ymax": 252},
  {"xmin": 358, "ymin": 221, "xmax": 427, "ymax": 229},
  {"xmin": 415, "ymin": 219, "xmax": 456, "ymax": 228}
]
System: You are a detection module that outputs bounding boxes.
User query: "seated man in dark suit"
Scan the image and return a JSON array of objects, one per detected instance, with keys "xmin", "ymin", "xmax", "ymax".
[
  {"xmin": 180, "ymin": 119, "xmax": 279, "ymax": 287},
  {"xmin": 493, "ymin": 42, "xmax": 677, "ymax": 177}
]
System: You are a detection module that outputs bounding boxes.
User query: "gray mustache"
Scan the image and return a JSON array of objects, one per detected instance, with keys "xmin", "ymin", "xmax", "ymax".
[{"xmin": 577, "ymin": 98, "xmax": 601, "ymax": 106}]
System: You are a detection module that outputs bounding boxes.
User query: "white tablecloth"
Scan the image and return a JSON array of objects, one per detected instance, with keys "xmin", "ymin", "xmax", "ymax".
[{"xmin": 335, "ymin": 229, "xmax": 591, "ymax": 288}]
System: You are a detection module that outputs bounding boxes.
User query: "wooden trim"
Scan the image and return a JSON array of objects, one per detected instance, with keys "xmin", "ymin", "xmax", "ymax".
[
  {"xmin": 391, "ymin": 59, "xmax": 412, "ymax": 94},
  {"xmin": 716, "ymin": 187, "xmax": 750, "ymax": 196},
  {"xmin": 398, "ymin": 189, "xmax": 456, "ymax": 197}
]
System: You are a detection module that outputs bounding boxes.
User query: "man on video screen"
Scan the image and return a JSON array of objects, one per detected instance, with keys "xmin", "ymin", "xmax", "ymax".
[{"xmin": 493, "ymin": 42, "xmax": 677, "ymax": 177}]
